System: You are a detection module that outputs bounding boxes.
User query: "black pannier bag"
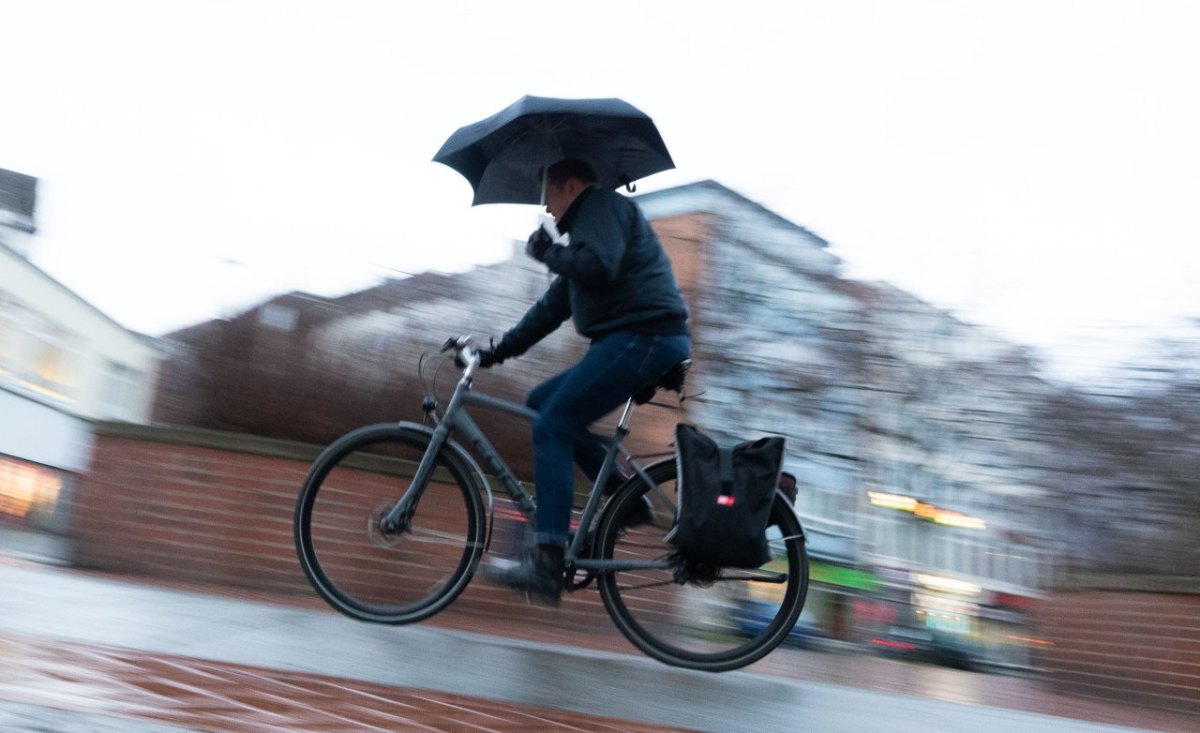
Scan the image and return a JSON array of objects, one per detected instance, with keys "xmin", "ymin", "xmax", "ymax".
[{"xmin": 669, "ymin": 424, "xmax": 786, "ymax": 568}]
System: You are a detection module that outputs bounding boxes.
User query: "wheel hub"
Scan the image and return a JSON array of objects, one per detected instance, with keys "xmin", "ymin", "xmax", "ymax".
[{"xmin": 368, "ymin": 502, "xmax": 409, "ymax": 549}]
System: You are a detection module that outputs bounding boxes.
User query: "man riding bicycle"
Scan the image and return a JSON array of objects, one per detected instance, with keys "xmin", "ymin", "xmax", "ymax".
[{"xmin": 475, "ymin": 158, "xmax": 691, "ymax": 605}]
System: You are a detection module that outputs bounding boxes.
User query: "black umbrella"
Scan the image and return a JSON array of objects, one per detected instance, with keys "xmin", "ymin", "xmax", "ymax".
[{"xmin": 433, "ymin": 96, "xmax": 674, "ymax": 206}]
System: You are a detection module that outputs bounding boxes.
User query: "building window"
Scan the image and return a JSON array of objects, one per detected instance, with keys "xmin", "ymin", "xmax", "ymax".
[
  {"xmin": 0, "ymin": 293, "xmax": 78, "ymax": 403},
  {"xmin": 0, "ymin": 292, "xmax": 21, "ymax": 378},
  {"xmin": 36, "ymin": 339, "xmax": 75, "ymax": 392},
  {"xmin": 102, "ymin": 361, "xmax": 142, "ymax": 421}
]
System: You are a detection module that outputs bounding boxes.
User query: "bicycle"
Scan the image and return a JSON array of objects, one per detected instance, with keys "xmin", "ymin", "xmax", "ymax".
[{"xmin": 294, "ymin": 336, "xmax": 809, "ymax": 672}]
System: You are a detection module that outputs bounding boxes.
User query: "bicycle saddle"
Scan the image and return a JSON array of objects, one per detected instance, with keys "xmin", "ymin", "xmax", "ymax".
[{"xmin": 633, "ymin": 359, "xmax": 691, "ymax": 405}]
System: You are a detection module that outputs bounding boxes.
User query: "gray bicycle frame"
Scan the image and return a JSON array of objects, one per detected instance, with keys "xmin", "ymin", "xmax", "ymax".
[{"xmin": 382, "ymin": 351, "xmax": 673, "ymax": 572}]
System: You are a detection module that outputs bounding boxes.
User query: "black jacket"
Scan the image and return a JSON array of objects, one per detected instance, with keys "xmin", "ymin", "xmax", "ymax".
[{"xmin": 494, "ymin": 187, "xmax": 688, "ymax": 361}]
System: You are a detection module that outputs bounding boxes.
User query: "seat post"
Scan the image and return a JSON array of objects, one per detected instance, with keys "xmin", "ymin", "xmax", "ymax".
[{"xmin": 616, "ymin": 398, "xmax": 636, "ymax": 431}]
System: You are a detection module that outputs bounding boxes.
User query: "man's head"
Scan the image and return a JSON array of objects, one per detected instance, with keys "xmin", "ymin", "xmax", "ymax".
[{"xmin": 544, "ymin": 159, "xmax": 597, "ymax": 220}]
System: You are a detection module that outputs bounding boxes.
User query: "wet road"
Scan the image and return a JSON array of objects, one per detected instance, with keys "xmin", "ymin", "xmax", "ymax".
[{"xmin": 2, "ymin": 555, "xmax": 1188, "ymax": 733}]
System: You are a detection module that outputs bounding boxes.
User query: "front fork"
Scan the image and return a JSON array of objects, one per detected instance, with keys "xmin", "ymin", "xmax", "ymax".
[
  {"xmin": 378, "ymin": 418, "xmax": 454, "ymax": 533},
  {"xmin": 380, "ymin": 370, "xmax": 476, "ymax": 533}
]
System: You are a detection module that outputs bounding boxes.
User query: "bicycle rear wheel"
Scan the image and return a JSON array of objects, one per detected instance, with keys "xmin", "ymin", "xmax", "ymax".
[
  {"xmin": 596, "ymin": 459, "xmax": 808, "ymax": 672},
  {"xmin": 295, "ymin": 423, "xmax": 486, "ymax": 624}
]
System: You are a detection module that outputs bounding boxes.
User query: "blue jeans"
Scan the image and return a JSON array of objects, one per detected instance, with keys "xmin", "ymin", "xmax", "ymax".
[{"xmin": 525, "ymin": 331, "xmax": 691, "ymax": 547}]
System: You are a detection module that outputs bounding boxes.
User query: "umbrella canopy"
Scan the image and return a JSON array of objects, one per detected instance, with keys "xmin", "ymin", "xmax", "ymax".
[{"xmin": 433, "ymin": 96, "xmax": 674, "ymax": 206}]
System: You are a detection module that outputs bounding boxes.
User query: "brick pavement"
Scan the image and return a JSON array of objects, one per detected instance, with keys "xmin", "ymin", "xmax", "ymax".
[{"xmin": 0, "ymin": 630, "xmax": 693, "ymax": 732}]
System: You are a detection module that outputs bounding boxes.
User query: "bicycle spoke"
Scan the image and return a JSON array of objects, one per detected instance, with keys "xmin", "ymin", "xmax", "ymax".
[
  {"xmin": 405, "ymin": 528, "xmax": 486, "ymax": 547},
  {"xmin": 616, "ymin": 578, "xmax": 680, "ymax": 592}
]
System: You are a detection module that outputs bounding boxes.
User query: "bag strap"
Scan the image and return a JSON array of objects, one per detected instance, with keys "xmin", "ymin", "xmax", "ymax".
[{"xmin": 718, "ymin": 446, "xmax": 735, "ymax": 494}]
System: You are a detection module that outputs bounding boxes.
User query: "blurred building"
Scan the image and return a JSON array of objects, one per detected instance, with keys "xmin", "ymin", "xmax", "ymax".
[
  {"xmin": 639, "ymin": 184, "xmax": 1061, "ymax": 669},
  {"xmin": 0, "ymin": 167, "xmax": 161, "ymax": 534},
  {"xmin": 845, "ymin": 282, "xmax": 1058, "ymax": 669}
]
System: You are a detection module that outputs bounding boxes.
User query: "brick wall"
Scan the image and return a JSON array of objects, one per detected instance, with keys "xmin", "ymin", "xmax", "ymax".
[
  {"xmin": 1037, "ymin": 579, "xmax": 1200, "ymax": 715},
  {"xmin": 68, "ymin": 423, "xmax": 615, "ymax": 630},
  {"xmin": 69, "ymin": 425, "xmax": 319, "ymax": 591}
]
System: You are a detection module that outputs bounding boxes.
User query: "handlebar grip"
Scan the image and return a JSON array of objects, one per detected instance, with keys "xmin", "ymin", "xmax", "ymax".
[{"xmin": 442, "ymin": 335, "xmax": 474, "ymax": 353}]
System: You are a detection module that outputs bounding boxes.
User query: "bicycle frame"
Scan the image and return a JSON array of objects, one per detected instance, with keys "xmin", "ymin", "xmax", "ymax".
[{"xmin": 382, "ymin": 352, "xmax": 673, "ymax": 572}]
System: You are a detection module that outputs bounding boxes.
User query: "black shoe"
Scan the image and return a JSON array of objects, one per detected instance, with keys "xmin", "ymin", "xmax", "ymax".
[{"xmin": 482, "ymin": 546, "xmax": 564, "ymax": 607}]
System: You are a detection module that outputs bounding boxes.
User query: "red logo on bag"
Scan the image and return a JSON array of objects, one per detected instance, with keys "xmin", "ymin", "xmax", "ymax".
[{"xmin": 717, "ymin": 495, "xmax": 736, "ymax": 507}]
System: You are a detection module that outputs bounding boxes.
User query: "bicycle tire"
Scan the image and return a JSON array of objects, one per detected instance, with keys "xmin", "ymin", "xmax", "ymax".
[
  {"xmin": 595, "ymin": 458, "xmax": 809, "ymax": 672},
  {"xmin": 294, "ymin": 423, "xmax": 486, "ymax": 624}
]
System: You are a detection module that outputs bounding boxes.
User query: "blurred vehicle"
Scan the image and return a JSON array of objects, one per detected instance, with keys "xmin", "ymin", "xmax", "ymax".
[
  {"xmin": 734, "ymin": 598, "xmax": 829, "ymax": 649},
  {"xmin": 871, "ymin": 625, "xmax": 978, "ymax": 670},
  {"xmin": 730, "ymin": 521, "xmax": 831, "ymax": 649}
]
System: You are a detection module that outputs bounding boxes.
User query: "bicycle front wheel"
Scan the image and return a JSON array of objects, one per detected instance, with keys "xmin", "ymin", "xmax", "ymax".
[
  {"xmin": 295, "ymin": 423, "xmax": 486, "ymax": 624},
  {"xmin": 596, "ymin": 459, "xmax": 809, "ymax": 672}
]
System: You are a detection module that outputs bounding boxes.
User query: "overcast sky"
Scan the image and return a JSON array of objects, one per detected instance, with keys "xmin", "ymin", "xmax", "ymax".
[{"xmin": 3, "ymin": 0, "xmax": 1197, "ymax": 383}]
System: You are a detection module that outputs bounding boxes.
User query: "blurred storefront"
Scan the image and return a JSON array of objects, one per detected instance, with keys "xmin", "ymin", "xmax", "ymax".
[
  {"xmin": 798, "ymin": 520, "xmax": 880, "ymax": 643},
  {"xmin": 860, "ymin": 566, "xmax": 1043, "ymax": 671},
  {"xmin": 805, "ymin": 560, "xmax": 880, "ymax": 642},
  {"xmin": 0, "ymin": 456, "xmax": 62, "ymax": 523},
  {"xmin": 0, "ymin": 324, "xmax": 89, "ymax": 543}
]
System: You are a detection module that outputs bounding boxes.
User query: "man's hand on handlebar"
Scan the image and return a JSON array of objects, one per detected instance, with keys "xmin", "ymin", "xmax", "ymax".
[
  {"xmin": 443, "ymin": 335, "xmax": 503, "ymax": 369},
  {"xmin": 476, "ymin": 336, "xmax": 504, "ymax": 368}
]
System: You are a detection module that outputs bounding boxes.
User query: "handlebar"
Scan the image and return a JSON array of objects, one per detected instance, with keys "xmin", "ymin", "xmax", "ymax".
[{"xmin": 441, "ymin": 336, "xmax": 481, "ymax": 375}]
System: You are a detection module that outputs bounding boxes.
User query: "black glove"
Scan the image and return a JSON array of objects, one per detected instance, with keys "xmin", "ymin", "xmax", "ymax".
[
  {"xmin": 525, "ymin": 227, "xmax": 553, "ymax": 262},
  {"xmin": 477, "ymin": 338, "xmax": 504, "ymax": 368}
]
